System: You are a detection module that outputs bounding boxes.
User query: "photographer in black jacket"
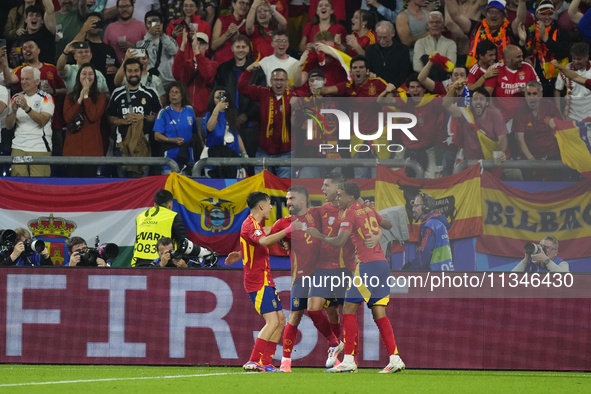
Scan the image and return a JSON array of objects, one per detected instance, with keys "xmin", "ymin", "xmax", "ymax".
[{"xmin": 0, "ymin": 228, "xmax": 52, "ymax": 266}]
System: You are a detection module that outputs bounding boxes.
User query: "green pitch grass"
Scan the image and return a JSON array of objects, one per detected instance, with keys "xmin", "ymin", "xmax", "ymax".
[{"xmin": 0, "ymin": 365, "xmax": 589, "ymax": 394}]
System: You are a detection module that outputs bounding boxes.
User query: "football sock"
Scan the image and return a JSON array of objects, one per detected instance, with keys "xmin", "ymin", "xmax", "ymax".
[
  {"xmin": 261, "ymin": 340, "xmax": 278, "ymax": 365},
  {"xmin": 375, "ymin": 316, "xmax": 398, "ymax": 356},
  {"xmin": 282, "ymin": 323, "xmax": 297, "ymax": 358},
  {"xmin": 308, "ymin": 310, "xmax": 339, "ymax": 347},
  {"xmin": 330, "ymin": 322, "xmax": 341, "ymax": 340},
  {"xmin": 343, "ymin": 313, "xmax": 357, "ymax": 355},
  {"xmin": 354, "ymin": 324, "xmax": 359, "ymax": 364},
  {"xmin": 249, "ymin": 338, "xmax": 268, "ymax": 363}
]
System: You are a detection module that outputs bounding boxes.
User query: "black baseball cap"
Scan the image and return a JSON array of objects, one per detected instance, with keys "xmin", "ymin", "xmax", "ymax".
[{"xmin": 308, "ymin": 69, "xmax": 325, "ymax": 79}]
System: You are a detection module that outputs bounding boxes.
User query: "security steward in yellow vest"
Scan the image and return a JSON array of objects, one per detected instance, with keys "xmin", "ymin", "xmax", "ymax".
[{"xmin": 132, "ymin": 189, "xmax": 188, "ymax": 267}]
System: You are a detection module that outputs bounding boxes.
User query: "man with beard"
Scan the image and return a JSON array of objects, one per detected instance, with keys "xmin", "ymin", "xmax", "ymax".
[
  {"xmin": 401, "ymin": 193, "xmax": 453, "ymax": 271},
  {"xmin": 270, "ymin": 186, "xmax": 324, "ymax": 372},
  {"xmin": 214, "ymin": 35, "xmax": 266, "ymax": 164},
  {"xmin": 258, "ymin": 29, "xmax": 299, "ymax": 85},
  {"xmin": 5, "ymin": 66, "xmax": 55, "ymax": 177},
  {"xmin": 466, "ymin": 39, "xmax": 499, "ymax": 91},
  {"xmin": 57, "ymin": 41, "xmax": 110, "ymax": 94},
  {"xmin": 54, "ymin": 0, "xmax": 89, "ymax": 60},
  {"xmin": 18, "ymin": 0, "xmax": 57, "ymax": 65},
  {"xmin": 445, "ymin": 0, "xmax": 526, "ymax": 66},
  {"xmin": 319, "ymin": 55, "xmax": 388, "ymax": 178},
  {"xmin": 238, "ymin": 63, "xmax": 297, "ymax": 178},
  {"xmin": 512, "ymin": 80, "xmax": 563, "ymax": 181},
  {"xmin": 104, "ymin": 0, "xmax": 148, "ymax": 62},
  {"xmin": 107, "ymin": 58, "xmax": 161, "ymax": 176},
  {"xmin": 443, "ymin": 85, "xmax": 509, "ymax": 163}
]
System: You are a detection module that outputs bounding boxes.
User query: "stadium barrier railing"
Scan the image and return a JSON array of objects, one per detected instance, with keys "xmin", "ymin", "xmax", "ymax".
[{"xmin": 453, "ymin": 159, "xmax": 572, "ymax": 174}]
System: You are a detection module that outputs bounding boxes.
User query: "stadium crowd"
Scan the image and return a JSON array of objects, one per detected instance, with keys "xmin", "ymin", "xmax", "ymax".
[{"xmin": 0, "ymin": 0, "xmax": 590, "ymax": 180}]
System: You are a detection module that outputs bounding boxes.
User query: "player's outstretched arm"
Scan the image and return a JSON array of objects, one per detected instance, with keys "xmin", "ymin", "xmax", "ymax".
[
  {"xmin": 306, "ymin": 227, "xmax": 351, "ymax": 249},
  {"xmin": 225, "ymin": 251, "xmax": 243, "ymax": 265},
  {"xmin": 259, "ymin": 221, "xmax": 303, "ymax": 248}
]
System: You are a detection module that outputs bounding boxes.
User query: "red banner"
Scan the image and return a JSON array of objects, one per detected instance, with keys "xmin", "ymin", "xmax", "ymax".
[{"xmin": 0, "ymin": 268, "xmax": 589, "ymax": 370}]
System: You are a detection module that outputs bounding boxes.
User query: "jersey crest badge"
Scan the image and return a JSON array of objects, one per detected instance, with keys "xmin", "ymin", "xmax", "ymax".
[{"xmin": 368, "ymin": 84, "xmax": 376, "ymax": 96}]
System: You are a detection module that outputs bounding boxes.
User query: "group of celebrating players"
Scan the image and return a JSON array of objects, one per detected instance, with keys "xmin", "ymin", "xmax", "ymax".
[{"xmin": 226, "ymin": 173, "xmax": 405, "ymax": 373}]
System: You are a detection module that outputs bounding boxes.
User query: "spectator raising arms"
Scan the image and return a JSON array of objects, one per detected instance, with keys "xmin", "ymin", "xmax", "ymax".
[
  {"xmin": 300, "ymin": 0, "xmax": 347, "ymax": 53},
  {"xmin": 153, "ymin": 81, "xmax": 202, "ymax": 174},
  {"xmin": 202, "ymin": 87, "xmax": 247, "ymax": 178},
  {"xmin": 338, "ymin": 9, "xmax": 377, "ymax": 57},
  {"xmin": 211, "ymin": 0, "xmax": 251, "ymax": 64},
  {"xmin": 63, "ymin": 63, "xmax": 107, "ymax": 178},
  {"xmin": 166, "ymin": 0, "xmax": 212, "ymax": 46},
  {"xmin": 246, "ymin": 0, "xmax": 288, "ymax": 61}
]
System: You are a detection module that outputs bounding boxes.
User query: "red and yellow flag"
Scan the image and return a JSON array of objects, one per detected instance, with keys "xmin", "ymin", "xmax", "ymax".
[{"xmin": 552, "ymin": 119, "xmax": 591, "ymax": 179}]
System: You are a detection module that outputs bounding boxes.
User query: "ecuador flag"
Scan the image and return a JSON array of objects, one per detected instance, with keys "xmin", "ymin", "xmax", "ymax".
[
  {"xmin": 552, "ymin": 119, "xmax": 591, "ymax": 179},
  {"xmin": 375, "ymin": 164, "xmax": 482, "ymax": 242},
  {"xmin": 477, "ymin": 170, "xmax": 591, "ymax": 259}
]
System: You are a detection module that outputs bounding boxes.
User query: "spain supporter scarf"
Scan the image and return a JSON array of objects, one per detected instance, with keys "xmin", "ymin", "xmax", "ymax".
[{"xmin": 267, "ymin": 93, "xmax": 290, "ymax": 143}]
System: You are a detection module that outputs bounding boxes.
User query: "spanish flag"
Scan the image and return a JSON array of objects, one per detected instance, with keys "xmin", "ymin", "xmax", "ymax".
[
  {"xmin": 457, "ymin": 108, "xmax": 500, "ymax": 159},
  {"xmin": 552, "ymin": 119, "xmax": 591, "ymax": 178},
  {"xmin": 429, "ymin": 52, "xmax": 455, "ymax": 72}
]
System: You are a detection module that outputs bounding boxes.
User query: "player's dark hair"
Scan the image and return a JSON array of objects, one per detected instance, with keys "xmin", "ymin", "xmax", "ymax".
[
  {"xmin": 325, "ymin": 172, "xmax": 346, "ymax": 185},
  {"xmin": 287, "ymin": 186, "xmax": 309, "ymax": 201},
  {"xmin": 66, "ymin": 236, "xmax": 87, "ymax": 253},
  {"xmin": 247, "ymin": 192, "xmax": 270, "ymax": 209},
  {"xmin": 571, "ymin": 42, "xmax": 589, "ymax": 58},
  {"xmin": 123, "ymin": 58, "xmax": 143, "ymax": 73},
  {"xmin": 340, "ymin": 181, "xmax": 361, "ymax": 200},
  {"xmin": 154, "ymin": 189, "xmax": 174, "ymax": 206},
  {"xmin": 476, "ymin": 39, "xmax": 497, "ymax": 59},
  {"xmin": 350, "ymin": 55, "xmax": 368, "ymax": 69},
  {"xmin": 157, "ymin": 237, "xmax": 173, "ymax": 249}
]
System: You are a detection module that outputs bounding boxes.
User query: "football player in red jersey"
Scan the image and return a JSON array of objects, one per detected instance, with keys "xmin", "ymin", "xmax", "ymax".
[
  {"xmin": 226, "ymin": 192, "xmax": 302, "ymax": 372},
  {"xmin": 307, "ymin": 181, "xmax": 404, "ymax": 373},
  {"xmin": 271, "ymin": 186, "xmax": 324, "ymax": 372}
]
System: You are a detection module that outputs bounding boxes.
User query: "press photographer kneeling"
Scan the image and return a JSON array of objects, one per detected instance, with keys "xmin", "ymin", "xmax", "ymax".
[
  {"xmin": 0, "ymin": 228, "xmax": 52, "ymax": 266},
  {"xmin": 151, "ymin": 237, "xmax": 219, "ymax": 268},
  {"xmin": 512, "ymin": 236, "xmax": 570, "ymax": 273},
  {"xmin": 67, "ymin": 236, "xmax": 118, "ymax": 267}
]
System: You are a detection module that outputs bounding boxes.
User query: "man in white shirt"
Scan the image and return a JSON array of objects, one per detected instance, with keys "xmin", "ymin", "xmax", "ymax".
[
  {"xmin": 554, "ymin": 42, "xmax": 591, "ymax": 121},
  {"xmin": 259, "ymin": 29, "xmax": 299, "ymax": 85},
  {"xmin": 4, "ymin": 66, "xmax": 54, "ymax": 177},
  {"xmin": 413, "ymin": 12, "xmax": 457, "ymax": 78}
]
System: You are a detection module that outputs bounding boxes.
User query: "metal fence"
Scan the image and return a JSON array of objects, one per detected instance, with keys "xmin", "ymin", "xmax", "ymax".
[{"xmin": 453, "ymin": 160, "xmax": 572, "ymax": 174}]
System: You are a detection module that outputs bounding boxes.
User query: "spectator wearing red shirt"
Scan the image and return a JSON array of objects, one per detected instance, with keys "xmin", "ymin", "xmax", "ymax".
[
  {"xmin": 466, "ymin": 39, "xmax": 498, "ymax": 91},
  {"xmin": 166, "ymin": 0, "xmax": 212, "ymax": 47},
  {"xmin": 238, "ymin": 61, "xmax": 297, "ymax": 178},
  {"xmin": 211, "ymin": 0, "xmax": 250, "ymax": 64},
  {"xmin": 320, "ymin": 55, "xmax": 387, "ymax": 178},
  {"xmin": 293, "ymin": 31, "xmax": 349, "ymax": 90},
  {"xmin": 300, "ymin": 0, "xmax": 347, "ymax": 53},
  {"xmin": 337, "ymin": 9, "xmax": 377, "ymax": 57},
  {"xmin": 513, "ymin": 81, "xmax": 563, "ymax": 181},
  {"xmin": 246, "ymin": 0, "xmax": 288, "ymax": 61},
  {"xmin": 309, "ymin": 0, "xmax": 345, "ymax": 22},
  {"xmin": 172, "ymin": 30, "xmax": 218, "ymax": 120}
]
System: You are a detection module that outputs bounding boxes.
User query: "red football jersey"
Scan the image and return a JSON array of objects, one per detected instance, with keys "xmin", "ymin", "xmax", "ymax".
[
  {"xmin": 317, "ymin": 203, "xmax": 357, "ymax": 271},
  {"xmin": 272, "ymin": 209, "xmax": 322, "ymax": 280},
  {"xmin": 340, "ymin": 202, "xmax": 386, "ymax": 264},
  {"xmin": 467, "ymin": 64, "xmax": 486, "ymax": 85},
  {"xmin": 240, "ymin": 215, "xmax": 276, "ymax": 293},
  {"xmin": 484, "ymin": 62, "xmax": 540, "ymax": 120},
  {"xmin": 335, "ymin": 77, "xmax": 387, "ymax": 135}
]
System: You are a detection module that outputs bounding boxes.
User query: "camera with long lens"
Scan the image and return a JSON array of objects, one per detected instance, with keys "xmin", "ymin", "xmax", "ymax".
[
  {"xmin": 23, "ymin": 239, "xmax": 45, "ymax": 256},
  {"xmin": 0, "ymin": 229, "xmax": 17, "ymax": 252},
  {"xmin": 77, "ymin": 236, "xmax": 119, "ymax": 266},
  {"xmin": 172, "ymin": 238, "xmax": 219, "ymax": 267},
  {"xmin": 524, "ymin": 242, "xmax": 547, "ymax": 256}
]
